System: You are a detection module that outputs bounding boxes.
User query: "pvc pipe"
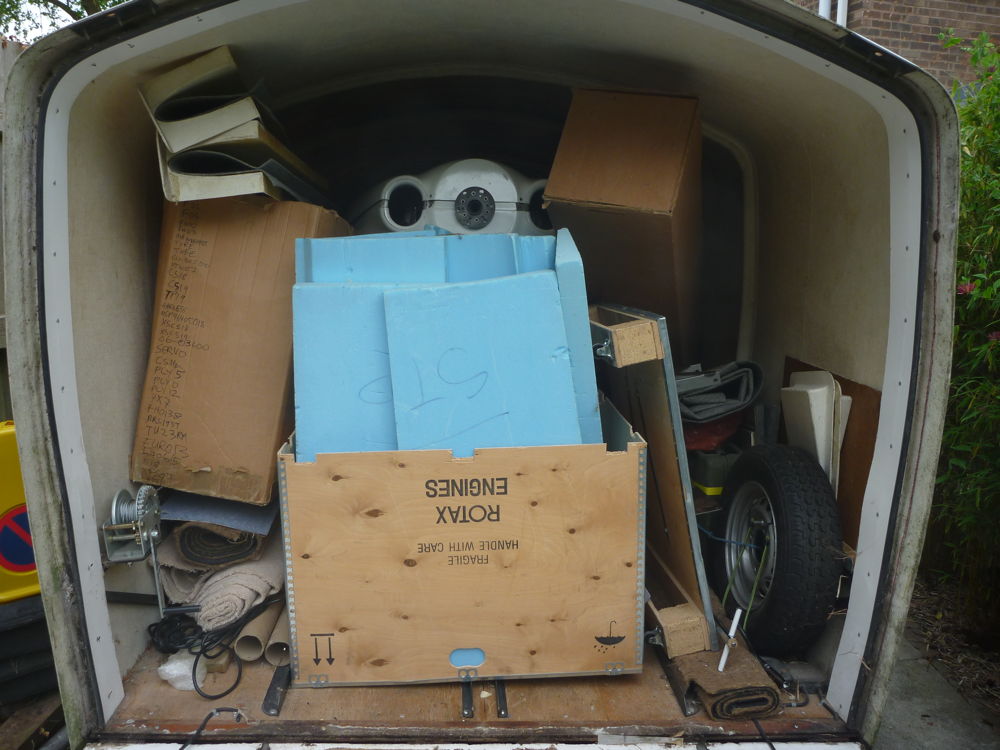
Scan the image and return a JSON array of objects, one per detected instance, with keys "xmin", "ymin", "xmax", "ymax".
[
  {"xmin": 818, "ymin": 0, "xmax": 832, "ymax": 20},
  {"xmin": 39, "ymin": 726, "xmax": 69, "ymax": 750},
  {"xmin": 837, "ymin": 0, "xmax": 848, "ymax": 27},
  {"xmin": 717, "ymin": 608, "xmax": 743, "ymax": 672}
]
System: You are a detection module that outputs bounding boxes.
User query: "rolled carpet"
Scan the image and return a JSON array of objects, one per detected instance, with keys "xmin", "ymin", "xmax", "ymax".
[
  {"xmin": 176, "ymin": 522, "xmax": 264, "ymax": 568},
  {"xmin": 668, "ymin": 631, "xmax": 780, "ymax": 720},
  {"xmin": 159, "ymin": 532, "xmax": 284, "ymax": 631}
]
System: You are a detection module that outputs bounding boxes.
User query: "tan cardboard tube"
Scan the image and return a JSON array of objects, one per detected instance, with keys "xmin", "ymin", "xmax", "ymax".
[
  {"xmin": 265, "ymin": 608, "xmax": 290, "ymax": 666},
  {"xmin": 233, "ymin": 601, "xmax": 282, "ymax": 662}
]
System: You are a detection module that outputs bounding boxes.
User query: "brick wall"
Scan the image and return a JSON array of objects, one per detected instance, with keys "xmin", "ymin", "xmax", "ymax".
[{"xmin": 792, "ymin": 0, "xmax": 1000, "ymax": 87}]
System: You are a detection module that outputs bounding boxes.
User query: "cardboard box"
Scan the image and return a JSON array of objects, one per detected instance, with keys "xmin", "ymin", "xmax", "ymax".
[
  {"xmin": 544, "ymin": 90, "xmax": 702, "ymax": 366},
  {"xmin": 131, "ymin": 197, "xmax": 350, "ymax": 505},
  {"xmin": 279, "ymin": 396, "xmax": 647, "ymax": 686}
]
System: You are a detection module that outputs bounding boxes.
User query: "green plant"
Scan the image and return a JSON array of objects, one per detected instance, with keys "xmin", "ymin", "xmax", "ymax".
[
  {"xmin": 932, "ymin": 31, "xmax": 1000, "ymax": 615},
  {"xmin": 0, "ymin": 0, "xmax": 126, "ymax": 42}
]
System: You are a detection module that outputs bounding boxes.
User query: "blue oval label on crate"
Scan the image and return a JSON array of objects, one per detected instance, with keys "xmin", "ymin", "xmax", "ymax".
[{"xmin": 0, "ymin": 505, "xmax": 35, "ymax": 572}]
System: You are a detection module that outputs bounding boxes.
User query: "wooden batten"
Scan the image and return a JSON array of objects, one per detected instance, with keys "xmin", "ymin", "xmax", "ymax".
[
  {"xmin": 593, "ymin": 310, "xmax": 713, "ymax": 659},
  {"xmin": 590, "ymin": 305, "xmax": 665, "ymax": 367}
]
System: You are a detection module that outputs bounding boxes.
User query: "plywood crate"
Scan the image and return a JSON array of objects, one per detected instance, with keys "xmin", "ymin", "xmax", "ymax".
[{"xmin": 279, "ymin": 397, "xmax": 646, "ymax": 686}]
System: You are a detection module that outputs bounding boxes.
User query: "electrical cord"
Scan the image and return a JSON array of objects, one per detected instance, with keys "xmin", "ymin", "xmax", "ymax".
[
  {"xmin": 148, "ymin": 593, "xmax": 284, "ymax": 699},
  {"xmin": 752, "ymin": 717, "xmax": 778, "ymax": 750},
  {"xmin": 178, "ymin": 706, "xmax": 243, "ymax": 749},
  {"xmin": 698, "ymin": 523, "xmax": 760, "ymax": 548}
]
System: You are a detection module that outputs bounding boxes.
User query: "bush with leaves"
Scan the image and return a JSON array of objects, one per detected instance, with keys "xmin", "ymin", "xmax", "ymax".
[
  {"xmin": 0, "ymin": 0, "xmax": 126, "ymax": 42},
  {"xmin": 932, "ymin": 31, "xmax": 1000, "ymax": 618}
]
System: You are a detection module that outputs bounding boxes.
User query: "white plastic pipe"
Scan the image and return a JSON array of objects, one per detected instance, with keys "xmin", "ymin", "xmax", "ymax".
[
  {"xmin": 717, "ymin": 608, "xmax": 743, "ymax": 672},
  {"xmin": 837, "ymin": 0, "xmax": 849, "ymax": 27},
  {"xmin": 818, "ymin": 0, "xmax": 832, "ymax": 20}
]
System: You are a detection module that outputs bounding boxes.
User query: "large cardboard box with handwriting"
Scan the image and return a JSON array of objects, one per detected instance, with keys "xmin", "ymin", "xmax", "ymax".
[
  {"xmin": 279, "ymin": 396, "xmax": 647, "ymax": 685},
  {"xmin": 131, "ymin": 197, "xmax": 350, "ymax": 505}
]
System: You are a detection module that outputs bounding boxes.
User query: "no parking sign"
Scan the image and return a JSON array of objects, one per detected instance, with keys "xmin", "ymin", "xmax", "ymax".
[
  {"xmin": 1, "ymin": 420, "xmax": 41, "ymax": 603},
  {"xmin": 0, "ymin": 504, "xmax": 35, "ymax": 573}
]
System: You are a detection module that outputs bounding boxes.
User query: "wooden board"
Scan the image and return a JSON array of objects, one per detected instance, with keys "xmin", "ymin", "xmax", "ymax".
[
  {"xmin": 0, "ymin": 690, "xmax": 61, "ymax": 750},
  {"xmin": 600, "ymin": 360, "xmax": 709, "ymax": 628},
  {"xmin": 590, "ymin": 305, "xmax": 664, "ymax": 367},
  {"xmin": 280, "ymin": 402, "xmax": 646, "ymax": 685},
  {"xmin": 102, "ymin": 644, "xmax": 845, "ymax": 743},
  {"xmin": 784, "ymin": 358, "xmax": 881, "ymax": 548}
]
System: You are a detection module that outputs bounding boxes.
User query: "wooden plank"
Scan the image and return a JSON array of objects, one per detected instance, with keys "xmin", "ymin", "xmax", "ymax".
[
  {"xmin": 602, "ymin": 360, "xmax": 706, "ymax": 613},
  {"xmin": 783, "ymin": 358, "xmax": 881, "ymax": 549},
  {"xmin": 0, "ymin": 690, "xmax": 61, "ymax": 750},
  {"xmin": 590, "ymin": 305, "xmax": 664, "ymax": 367},
  {"xmin": 646, "ymin": 547, "xmax": 710, "ymax": 657},
  {"xmin": 280, "ymin": 432, "xmax": 644, "ymax": 685}
]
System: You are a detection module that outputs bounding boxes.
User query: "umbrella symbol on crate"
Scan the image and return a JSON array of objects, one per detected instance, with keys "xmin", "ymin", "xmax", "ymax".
[{"xmin": 593, "ymin": 620, "xmax": 625, "ymax": 653}]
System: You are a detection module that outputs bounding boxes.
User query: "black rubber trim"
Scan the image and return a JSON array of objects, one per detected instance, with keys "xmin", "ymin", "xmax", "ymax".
[{"xmin": 64, "ymin": 0, "xmax": 160, "ymax": 41}]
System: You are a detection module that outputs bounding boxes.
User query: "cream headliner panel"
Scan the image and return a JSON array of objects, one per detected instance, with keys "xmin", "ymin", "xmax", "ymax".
[{"xmin": 63, "ymin": 0, "xmax": 889, "ymax": 673}]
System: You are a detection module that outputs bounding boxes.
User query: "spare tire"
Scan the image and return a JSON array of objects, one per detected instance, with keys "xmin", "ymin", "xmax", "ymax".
[{"xmin": 707, "ymin": 444, "xmax": 843, "ymax": 658}]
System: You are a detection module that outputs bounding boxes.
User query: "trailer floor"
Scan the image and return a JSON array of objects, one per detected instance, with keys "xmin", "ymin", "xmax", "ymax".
[{"xmin": 101, "ymin": 645, "xmax": 850, "ymax": 744}]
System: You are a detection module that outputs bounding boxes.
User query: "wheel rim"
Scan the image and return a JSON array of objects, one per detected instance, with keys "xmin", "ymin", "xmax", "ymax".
[{"xmin": 724, "ymin": 480, "xmax": 777, "ymax": 611}]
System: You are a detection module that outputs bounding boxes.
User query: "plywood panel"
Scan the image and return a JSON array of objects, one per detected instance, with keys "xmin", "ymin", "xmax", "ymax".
[
  {"xmin": 104, "ymin": 645, "xmax": 844, "ymax": 742},
  {"xmin": 280, "ymin": 435, "xmax": 646, "ymax": 685},
  {"xmin": 604, "ymin": 361, "xmax": 705, "ymax": 609}
]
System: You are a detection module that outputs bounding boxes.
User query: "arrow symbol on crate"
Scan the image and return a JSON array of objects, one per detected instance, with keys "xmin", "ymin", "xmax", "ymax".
[{"xmin": 310, "ymin": 633, "xmax": 336, "ymax": 666}]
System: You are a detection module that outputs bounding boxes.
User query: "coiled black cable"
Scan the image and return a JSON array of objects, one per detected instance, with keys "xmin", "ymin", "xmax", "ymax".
[{"xmin": 148, "ymin": 593, "xmax": 284, "ymax": 700}]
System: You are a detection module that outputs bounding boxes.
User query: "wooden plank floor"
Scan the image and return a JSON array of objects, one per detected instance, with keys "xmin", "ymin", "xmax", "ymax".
[{"xmin": 102, "ymin": 646, "xmax": 849, "ymax": 743}]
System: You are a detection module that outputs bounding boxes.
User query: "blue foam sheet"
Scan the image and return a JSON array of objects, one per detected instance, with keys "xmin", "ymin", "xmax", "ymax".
[
  {"xmin": 296, "ymin": 233, "xmax": 448, "ymax": 284},
  {"xmin": 514, "ymin": 234, "xmax": 557, "ymax": 273},
  {"xmin": 299, "ymin": 231, "xmax": 557, "ymax": 285},
  {"xmin": 442, "ymin": 233, "xmax": 518, "ymax": 282},
  {"xmin": 293, "ymin": 229, "xmax": 602, "ymax": 456},
  {"xmin": 383, "ymin": 271, "xmax": 582, "ymax": 457},
  {"xmin": 554, "ymin": 229, "xmax": 602, "ymax": 444},
  {"xmin": 293, "ymin": 283, "xmax": 406, "ymax": 461}
]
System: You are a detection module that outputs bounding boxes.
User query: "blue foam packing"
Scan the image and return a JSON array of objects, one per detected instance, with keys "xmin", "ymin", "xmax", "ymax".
[{"xmin": 384, "ymin": 271, "xmax": 581, "ymax": 457}]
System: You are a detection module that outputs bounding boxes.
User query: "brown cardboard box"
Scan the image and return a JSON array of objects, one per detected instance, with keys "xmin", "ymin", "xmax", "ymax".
[
  {"xmin": 131, "ymin": 197, "xmax": 350, "ymax": 505},
  {"xmin": 280, "ymin": 397, "xmax": 648, "ymax": 685},
  {"xmin": 544, "ymin": 90, "xmax": 702, "ymax": 366}
]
